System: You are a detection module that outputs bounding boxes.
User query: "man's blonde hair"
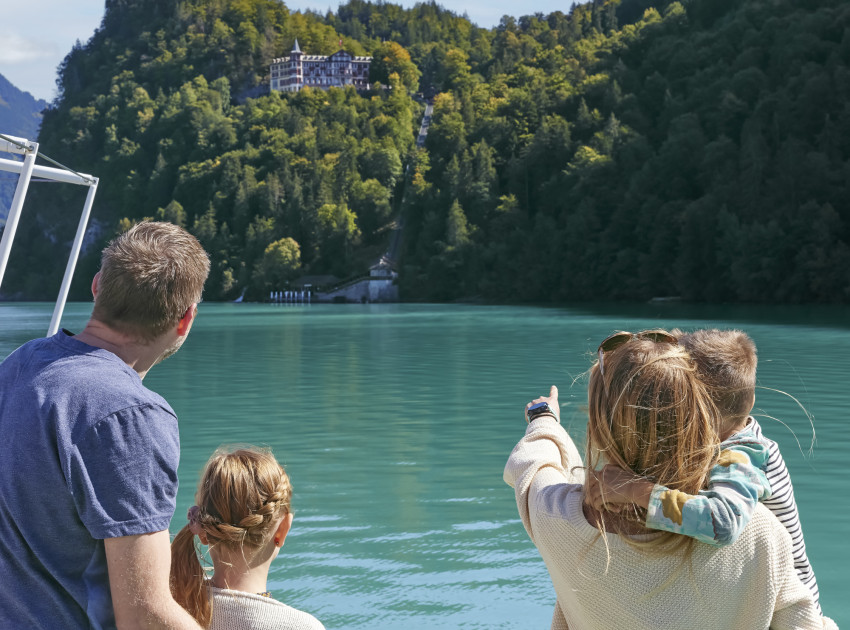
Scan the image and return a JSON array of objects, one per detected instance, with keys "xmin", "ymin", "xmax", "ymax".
[
  {"xmin": 587, "ymin": 334, "xmax": 720, "ymax": 552},
  {"xmin": 92, "ymin": 221, "xmax": 209, "ymax": 340},
  {"xmin": 171, "ymin": 446, "xmax": 293, "ymax": 626},
  {"xmin": 678, "ymin": 329, "xmax": 757, "ymax": 423}
]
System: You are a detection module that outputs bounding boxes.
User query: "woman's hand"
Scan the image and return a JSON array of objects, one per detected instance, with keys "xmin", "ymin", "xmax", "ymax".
[
  {"xmin": 525, "ymin": 385, "xmax": 561, "ymax": 422},
  {"xmin": 585, "ymin": 464, "xmax": 654, "ymax": 511}
]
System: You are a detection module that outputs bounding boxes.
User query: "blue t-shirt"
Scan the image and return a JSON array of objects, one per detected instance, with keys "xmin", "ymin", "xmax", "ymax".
[{"xmin": 0, "ymin": 331, "xmax": 180, "ymax": 629}]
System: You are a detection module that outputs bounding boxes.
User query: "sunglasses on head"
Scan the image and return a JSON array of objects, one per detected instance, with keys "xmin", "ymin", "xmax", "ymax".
[{"xmin": 597, "ymin": 329, "xmax": 678, "ymax": 376}]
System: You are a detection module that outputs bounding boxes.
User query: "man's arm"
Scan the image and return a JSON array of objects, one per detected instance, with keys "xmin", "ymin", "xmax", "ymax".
[{"xmin": 105, "ymin": 530, "xmax": 203, "ymax": 630}]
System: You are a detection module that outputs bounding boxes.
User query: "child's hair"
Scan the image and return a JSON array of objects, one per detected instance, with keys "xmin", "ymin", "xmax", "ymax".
[
  {"xmin": 587, "ymin": 333, "xmax": 720, "ymax": 553},
  {"xmin": 677, "ymin": 329, "xmax": 757, "ymax": 425},
  {"xmin": 170, "ymin": 446, "xmax": 292, "ymax": 627}
]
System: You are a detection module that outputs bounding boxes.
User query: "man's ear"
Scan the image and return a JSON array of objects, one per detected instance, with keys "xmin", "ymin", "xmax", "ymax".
[
  {"xmin": 176, "ymin": 303, "xmax": 197, "ymax": 337},
  {"xmin": 273, "ymin": 512, "xmax": 294, "ymax": 548},
  {"xmin": 91, "ymin": 271, "xmax": 101, "ymax": 298}
]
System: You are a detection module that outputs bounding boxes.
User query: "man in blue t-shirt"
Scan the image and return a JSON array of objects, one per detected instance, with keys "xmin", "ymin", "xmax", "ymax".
[{"xmin": 0, "ymin": 222, "xmax": 210, "ymax": 629}]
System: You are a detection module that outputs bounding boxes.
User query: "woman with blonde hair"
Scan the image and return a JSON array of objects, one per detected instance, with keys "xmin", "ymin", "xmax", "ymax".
[
  {"xmin": 504, "ymin": 331, "xmax": 832, "ymax": 630},
  {"xmin": 171, "ymin": 446, "xmax": 324, "ymax": 629}
]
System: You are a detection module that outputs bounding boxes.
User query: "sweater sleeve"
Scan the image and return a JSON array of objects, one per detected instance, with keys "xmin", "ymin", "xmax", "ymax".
[
  {"xmin": 503, "ymin": 417, "xmax": 585, "ymax": 543},
  {"xmin": 644, "ymin": 440, "xmax": 771, "ymax": 546},
  {"xmin": 550, "ymin": 600, "xmax": 569, "ymax": 630}
]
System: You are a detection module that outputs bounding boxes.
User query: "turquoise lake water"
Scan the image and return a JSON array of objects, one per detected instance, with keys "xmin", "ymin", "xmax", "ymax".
[{"xmin": 1, "ymin": 301, "xmax": 848, "ymax": 628}]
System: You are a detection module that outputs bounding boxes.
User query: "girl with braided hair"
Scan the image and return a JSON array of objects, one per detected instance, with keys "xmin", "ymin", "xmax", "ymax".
[{"xmin": 171, "ymin": 446, "xmax": 325, "ymax": 629}]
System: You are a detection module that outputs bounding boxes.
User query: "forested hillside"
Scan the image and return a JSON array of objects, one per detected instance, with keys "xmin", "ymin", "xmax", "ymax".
[
  {"xmin": 5, "ymin": 0, "xmax": 850, "ymax": 303},
  {"xmin": 4, "ymin": 0, "xmax": 421, "ymax": 300},
  {"xmin": 394, "ymin": 0, "xmax": 850, "ymax": 302}
]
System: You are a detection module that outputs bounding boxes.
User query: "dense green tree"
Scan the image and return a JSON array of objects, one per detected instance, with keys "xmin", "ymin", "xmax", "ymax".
[
  {"xmin": 370, "ymin": 41, "xmax": 421, "ymax": 91},
  {"xmin": 253, "ymin": 237, "xmax": 302, "ymax": 290}
]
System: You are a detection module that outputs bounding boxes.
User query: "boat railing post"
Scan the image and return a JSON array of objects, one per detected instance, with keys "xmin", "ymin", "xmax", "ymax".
[
  {"xmin": 48, "ymin": 179, "xmax": 99, "ymax": 336},
  {"xmin": 0, "ymin": 137, "xmax": 38, "ymax": 290}
]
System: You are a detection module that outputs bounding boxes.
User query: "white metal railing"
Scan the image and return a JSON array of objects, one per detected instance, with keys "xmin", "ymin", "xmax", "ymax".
[{"xmin": 0, "ymin": 133, "xmax": 99, "ymax": 336}]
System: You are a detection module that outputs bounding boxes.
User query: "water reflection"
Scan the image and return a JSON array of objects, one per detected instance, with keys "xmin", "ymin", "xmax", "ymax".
[{"xmin": 1, "ymin": 302, "xmax": 846, "ymax": 628}]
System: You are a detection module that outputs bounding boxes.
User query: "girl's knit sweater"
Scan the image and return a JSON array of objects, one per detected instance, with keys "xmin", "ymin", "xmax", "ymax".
[{"xmin": 209, "ymin": 587, "xmax": 325, "ymax": 630}]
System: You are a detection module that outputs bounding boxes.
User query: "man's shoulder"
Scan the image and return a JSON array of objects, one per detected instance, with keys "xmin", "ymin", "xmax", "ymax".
[
  {"xmin": 77, "ymin": 362, "xmax": 171, "ymax": 410},
  {"xmin": 71, "ymin": 369, "xmax": 177, "ymax": 430},
  {"xmin": 3, "ymin": 332, "xmax": 123, "ymax": 379},
  {"xmin": 0, "ymin": 334, "xmax": 53, "ymax": 371},
  {"xmin": 2, "ymin": 333, "xmax": 175, "ymax": 425}
]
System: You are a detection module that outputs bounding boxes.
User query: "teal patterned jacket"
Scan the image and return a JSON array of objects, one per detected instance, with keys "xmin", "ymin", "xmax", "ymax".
[{"xmin": 645, "ymin": 423, "xmax": 771, "ymax": 546}]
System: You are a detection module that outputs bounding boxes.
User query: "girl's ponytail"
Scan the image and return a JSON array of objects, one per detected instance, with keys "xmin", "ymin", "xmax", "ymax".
[{"xmin": 170, "ymin": 523, "xmax": 212, "ymax": 627}]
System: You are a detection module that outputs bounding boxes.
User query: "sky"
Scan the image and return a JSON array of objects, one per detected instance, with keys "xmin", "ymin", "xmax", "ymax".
[{"xmin": 0, "ymin": 0, "xmax": 572, "ymax": 103}]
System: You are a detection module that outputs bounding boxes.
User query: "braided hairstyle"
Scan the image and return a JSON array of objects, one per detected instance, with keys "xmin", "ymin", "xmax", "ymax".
[{"xmin": 170, "ymin": 446, "xmax": 292, "ymax": 627}]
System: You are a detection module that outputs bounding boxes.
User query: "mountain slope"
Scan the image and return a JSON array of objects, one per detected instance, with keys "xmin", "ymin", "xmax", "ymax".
[
  {"xmin": 4, "ymin": 0, "xmax": 420, "ymax": 300},
  {"xmin": 0, "ymin": 73, "xmax": 49, "ymax": 222},
  {"xmin": 5, "ymin": 0, "xmax": 850, "ymax": 303},
  {"xmin": 395, "ymin": 0, "xmax": 850, "ymax": 303}
]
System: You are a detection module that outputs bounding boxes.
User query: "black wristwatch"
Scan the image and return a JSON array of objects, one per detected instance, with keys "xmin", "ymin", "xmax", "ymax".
[{"xmin": 526, "ymin": 401, "xmax": 555, "ymax": 423}]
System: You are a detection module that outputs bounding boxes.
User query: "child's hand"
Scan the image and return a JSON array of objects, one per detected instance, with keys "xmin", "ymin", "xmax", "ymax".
[{"xmin": 585, "ymin": 464, "xmax": 654, "ymax": 511}]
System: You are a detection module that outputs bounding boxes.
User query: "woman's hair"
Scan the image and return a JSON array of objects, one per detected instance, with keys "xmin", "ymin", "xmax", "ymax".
[
  {"xmin": 587, "ymin": 334, "xmax": 720, "ymax": 553},
  {"xmin": 170, "ymin": 446, "xmax": 292, "ymax": 627}
]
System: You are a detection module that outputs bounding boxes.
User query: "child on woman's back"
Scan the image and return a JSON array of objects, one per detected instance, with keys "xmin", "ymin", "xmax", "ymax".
[
  {"xmin": 171, "ymin": 446, "xmax": 325, "ymax": 629},
  {"xmin": 587, "ymin": 329, "xmax": 821, "ymax": 611}
]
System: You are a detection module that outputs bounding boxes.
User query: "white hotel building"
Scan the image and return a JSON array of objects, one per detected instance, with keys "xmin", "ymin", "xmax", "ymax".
[{"xmin": 270, "ymin": 40, "xmax": 371, "ymax": 93}]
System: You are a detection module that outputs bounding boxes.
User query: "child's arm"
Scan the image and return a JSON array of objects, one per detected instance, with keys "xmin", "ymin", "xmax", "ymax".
[{"xmin": 587, "ymin": 440, "xmax": 772, "ymax": 546}]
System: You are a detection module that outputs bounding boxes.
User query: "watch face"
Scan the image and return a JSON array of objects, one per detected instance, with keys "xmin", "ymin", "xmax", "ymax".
[{"xmin": 527, "ymin": 402, "xmax": 550, "ymax": 419}]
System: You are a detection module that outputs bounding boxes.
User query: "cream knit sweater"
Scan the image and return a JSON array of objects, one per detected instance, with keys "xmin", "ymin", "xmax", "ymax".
[
  {"xmin": 504, "ymin": 417, "xmax": 835, "ymax": 630},
  {"xmin": 209, "ymin": 587, "xmax": 325, "ymax": 630}
]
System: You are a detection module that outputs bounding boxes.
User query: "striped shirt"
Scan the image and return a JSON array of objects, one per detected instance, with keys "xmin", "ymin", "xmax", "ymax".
[{"xmin": 747, "ymin": 418, "xmax": 820, "ymax": 612}]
